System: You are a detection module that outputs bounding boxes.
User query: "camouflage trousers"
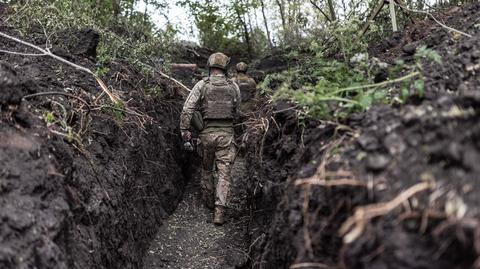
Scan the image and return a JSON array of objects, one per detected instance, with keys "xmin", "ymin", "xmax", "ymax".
[{"xmin": 199, "ymin": 130, "xmax": 236, "ymax": 208}]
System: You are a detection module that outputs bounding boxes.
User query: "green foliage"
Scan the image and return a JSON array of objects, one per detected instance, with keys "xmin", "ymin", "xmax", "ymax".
[
  {"xmin": 415, "ymin": 45, "xmax": 442, "ymax": 64},
  {"xmin": 178, "ymin": 0, "xmax": 263, "ymax": 58},
  {"xmin": 6, "ymin": 0, "xmax": 177, "ymax": 68},
  {"xmin": 262, "ymin": 42, "xmax": 444, "ymax": 119},
  {"xmin": 95, "ymin": 66, "xmax": 110, "ymax": 78},
  {"xmin": 146, "ymin": 85, "xmax": 164, "ymax": 97},
  {"xmin": 396, "ymin": 46, "xmax": 441, "ymax": 101},
  {"xmin": 266, "ymin": 56, "xmax": 375, "ymax": 119},
  {"xmin": 43, "ymin": 111, "xmax": 55, "ymax": 125},
  {"xmin": 327, "ymin": 19, "xmax": 368, "ymax": 62}
]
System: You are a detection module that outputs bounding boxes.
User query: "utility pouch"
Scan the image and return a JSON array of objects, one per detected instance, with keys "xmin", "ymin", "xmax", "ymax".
[{"xmin": 191, "ymin": 110, "xmax": 204, "ymax": 132}]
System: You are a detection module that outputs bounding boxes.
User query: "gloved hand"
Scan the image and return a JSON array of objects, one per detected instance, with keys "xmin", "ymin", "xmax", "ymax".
[
  {"xmin": 181, "ymin": 130, "xmax": 192, "ymax": 142},
  {"xmin": 181, "ymin": 130, "xmax": 194, "ymax": 152}
]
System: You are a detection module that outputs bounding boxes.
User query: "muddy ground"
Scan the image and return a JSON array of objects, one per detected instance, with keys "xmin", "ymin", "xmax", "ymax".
[{"xmin": 245, "ymin": 2, "xmax": 480, "ymax": 269}]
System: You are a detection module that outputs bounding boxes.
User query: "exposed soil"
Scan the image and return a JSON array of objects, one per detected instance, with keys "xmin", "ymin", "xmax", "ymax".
[
  {"xmin": 0, "ymin": 9, "xmax": 189, "ymax": 269},
  {"xmin": 244, "ymin": 2, "xmax": 480, "ymax": 269}
]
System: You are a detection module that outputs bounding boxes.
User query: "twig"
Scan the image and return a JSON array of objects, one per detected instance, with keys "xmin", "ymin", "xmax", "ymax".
[
  {"xmin": 22, "ymin": 91, "xmax": 91, "ymax": 111},
  {"xmin": 339, "ymin": 181, "xmax": 435, "ymax": 244},
  {"xmin": 330, "ymin": 71, "xmax": 420, "ymax": 96},
  {"xmin": 0, "ymin": 31, "xmax": 120, "ymax": 104},
  {"xmin": 157, "ymin": 69, "xmax": 191, "ymax": 93},
  {"xmin": 0, "ymin": 49, "xmax": 46, "ymax": 57},
  {"xmin": 396, "ymin": 3, "xmax": 472, "ymax": 38}
]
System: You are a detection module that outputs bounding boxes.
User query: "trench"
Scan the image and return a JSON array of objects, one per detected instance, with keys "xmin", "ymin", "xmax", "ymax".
[{"xmin": 142, "ymin": 154, "xmax": 251, "ymax": 269}]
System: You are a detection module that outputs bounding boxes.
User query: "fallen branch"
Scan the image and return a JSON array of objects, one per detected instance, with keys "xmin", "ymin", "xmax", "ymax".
[
  {"xmin": 339, "ymin": 181, "xmax": 435, "ymax": 244},
  {"xmin": 0, "ymin": 31, "xmax": 120, "ymax": 104}
]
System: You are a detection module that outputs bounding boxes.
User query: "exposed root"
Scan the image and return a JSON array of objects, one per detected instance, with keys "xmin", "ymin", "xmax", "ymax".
[{"xmin": 339, "ymin": 180, "xmax": 435, "ymax": 244}]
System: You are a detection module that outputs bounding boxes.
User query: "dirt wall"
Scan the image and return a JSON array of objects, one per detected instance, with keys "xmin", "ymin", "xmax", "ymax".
[
  {"xmin": 0, "ymin": 21, "xmax": 188, "ymax": 269},
  {"xmin": 245, "ymin": 2, "xmax": 480, "ymax": 269}
]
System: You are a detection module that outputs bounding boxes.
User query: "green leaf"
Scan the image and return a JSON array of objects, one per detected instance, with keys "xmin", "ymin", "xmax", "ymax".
[
  {"xmin": 414, "ymin": 79, "xmax": 425, "ymax": 97},
  {"xmin": 357, "ymin": 93, "xmax": 373, "ymax": 110},
  {"xmin": 400, "ymin": 86, "xmax": 410, "ymax": 102},
  {"xmin": 373, "ymin": 90, "xmax": 387, "ymax": 101},
  {"xmin": 44, "ymin": 111, "xmax": 55, "ymax": 124}
]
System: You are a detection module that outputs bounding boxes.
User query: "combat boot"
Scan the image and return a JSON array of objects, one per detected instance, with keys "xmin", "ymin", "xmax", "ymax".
[{"xmin": 213, "ymin": 206, "xmax": 225, "ymax": 225}]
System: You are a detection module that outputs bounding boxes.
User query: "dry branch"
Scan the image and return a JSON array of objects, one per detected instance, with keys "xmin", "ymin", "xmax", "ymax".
[
  {"xmin": 339, "ymin": 181, "xmax": 435, "ymax": 244},
  {"xmin": 297, "ymin": 178, "xmax": 366, "ymax": 187},
  {"xmin": 0, "ymin": 31, "xmax": 120, "ymax": 104},
  {"xmin": 157, "ymin": 69, "xmax": 191, "ymax": 94}
]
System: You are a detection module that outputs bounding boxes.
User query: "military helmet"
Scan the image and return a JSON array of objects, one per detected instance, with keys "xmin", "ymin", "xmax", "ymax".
[
  {"xmin": 236, "ymin": 62, "xmax": 248, "ymax": 73},
  {"xmin": 207, "ymin": 52, "xmax": 230, "ymax": 70}
]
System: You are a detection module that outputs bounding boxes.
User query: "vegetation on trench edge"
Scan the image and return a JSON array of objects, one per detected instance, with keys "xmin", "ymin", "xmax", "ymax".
[{"xmin": 259, "ymin": 44, "xmax": 442, "ymax": 120}]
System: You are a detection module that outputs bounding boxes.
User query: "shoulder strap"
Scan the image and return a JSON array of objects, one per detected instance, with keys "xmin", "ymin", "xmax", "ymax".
[{"xmin": 200, "ymin": 77, "xmax": 210, "ymax": 99}]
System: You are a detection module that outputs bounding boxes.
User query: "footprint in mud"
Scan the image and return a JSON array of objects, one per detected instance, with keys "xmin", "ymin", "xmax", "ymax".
[{"xmin": 143, "ymin": 158, "xmax": 249, "ymax": 269}]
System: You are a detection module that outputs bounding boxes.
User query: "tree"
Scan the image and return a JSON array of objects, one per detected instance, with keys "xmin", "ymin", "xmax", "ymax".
[{"xmin": 259, "ymin": 0, "xmax": 274, "ymax": 50}]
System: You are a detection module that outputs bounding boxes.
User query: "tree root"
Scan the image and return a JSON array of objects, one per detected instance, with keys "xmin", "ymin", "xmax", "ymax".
[{"xmin": 339, "ymin": 180, "xmax": 435, "ymax": 244}]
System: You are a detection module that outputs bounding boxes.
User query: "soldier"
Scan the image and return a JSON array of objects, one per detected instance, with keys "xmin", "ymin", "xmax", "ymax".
[
  {"xmin": 180, "ymin": 52, "xmax": 241, "ymax": 225},
  {"xmin": 232, "ymin": 62, "xmax": 257, "ymax": 104}
]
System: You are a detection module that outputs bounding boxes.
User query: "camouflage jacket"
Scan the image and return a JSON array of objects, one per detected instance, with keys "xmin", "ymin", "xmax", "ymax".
[
  {"xmin": 180, "ymin": 74, "xmax": 241, "ymax": 132},
  {"xmin": 232, "ymin": 74, "xmax": 256, "ymax": 102}
]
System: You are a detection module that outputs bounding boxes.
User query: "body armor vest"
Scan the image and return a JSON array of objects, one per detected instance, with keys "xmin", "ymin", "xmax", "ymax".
[
  {"xmin": 236, "ymin": 75, "xmax": 254, "ymax": 102},
  {"xmin": 200, "ymin": 77, "xmax": 236, "ymax": 120}
]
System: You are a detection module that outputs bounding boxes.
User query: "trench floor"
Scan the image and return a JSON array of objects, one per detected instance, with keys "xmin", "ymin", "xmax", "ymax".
[{"xmin": 143, "ymin": 157, "xmax": 250, "ymax": 269}]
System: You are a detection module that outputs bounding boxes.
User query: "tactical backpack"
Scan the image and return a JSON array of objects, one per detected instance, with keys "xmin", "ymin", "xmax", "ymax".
[
  {"xmin": 236, "ymin": 75, "xmax": 254, "ymax": 102},
  {"xmin": 199, "ymin": 77, "xmax": 237, "ymax": 121}
]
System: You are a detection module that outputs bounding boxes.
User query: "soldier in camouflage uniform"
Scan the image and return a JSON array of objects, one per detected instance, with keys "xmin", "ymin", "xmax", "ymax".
[
  {"xmin": 232, "ymin": 62, "xmax": 257, "ymax": 105},
  {"xmin": 180, "ymin": 52, "xmax": 241, "ymax": 225}
]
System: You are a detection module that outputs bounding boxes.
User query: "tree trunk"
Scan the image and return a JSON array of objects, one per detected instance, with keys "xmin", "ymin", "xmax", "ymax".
[
  {"xmin": 260, "ymin": 0, "xmax": 274, "ymax": 50},
  {"xmin": 144, "ymin": 0, "xmax": 149, "ymax": 25},
  {"xmin": 327, "ymin": 0, "xmax": 337, "ymax": 21},
  {"xmin": 275, "ymin": 0, "xmax": 287, "ymax": 39},
  {"xmin": 235, "ymin": 2, "xmax": 253, "ymax": 59},
  {"xmin": 112, "ymin": 0, "xmax": 121, "ymax": 17},
  {"xmin": 309, "ymin": 0, "xmax": 332, "ymax": 21}
]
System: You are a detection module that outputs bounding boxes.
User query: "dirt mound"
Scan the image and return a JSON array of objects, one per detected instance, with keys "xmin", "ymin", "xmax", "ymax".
[
  {"xmin": 0, "ymin": 18, "xmax": 188, "ymax": 269},
  {"xmin": 245, "ymin": 2, "xmax": 480, "ymax": 268}
]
